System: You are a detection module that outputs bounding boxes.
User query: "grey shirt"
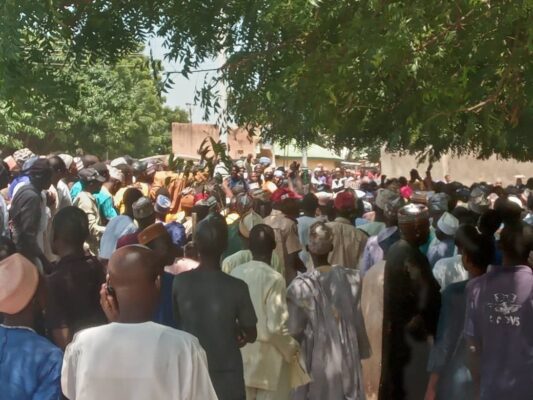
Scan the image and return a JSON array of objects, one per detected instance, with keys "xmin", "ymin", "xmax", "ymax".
[{"xmin": 173, "ymin": 268, "xmax": 257, "ymax": 400}]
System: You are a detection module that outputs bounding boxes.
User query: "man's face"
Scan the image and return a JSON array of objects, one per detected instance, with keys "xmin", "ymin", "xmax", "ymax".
[
  {"xmin": 250, "ymin": 172, "xmax": 259, "ymax": 182},
  {"xmin": 231, "ymin": 167, "xmax": 239, "ymax": 179}
]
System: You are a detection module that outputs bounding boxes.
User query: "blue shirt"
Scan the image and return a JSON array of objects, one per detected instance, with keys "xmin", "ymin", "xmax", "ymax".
[
  {"xmin": 70, "ymin": 181, "xmax": 82, "ymax": 201},
  {"xmin": 94, "ymin": 187, "xmax": 118, "ymax": 221},
  {"xmin": 0, "ymin": 325, "xmax": 63, "ymax": 399},
  {"xmin": 427, "ymin": 281, "xmax": 473, "ymax": 399}
]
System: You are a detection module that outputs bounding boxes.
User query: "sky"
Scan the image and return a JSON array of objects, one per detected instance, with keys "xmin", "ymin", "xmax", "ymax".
[{"xmin": 144, "ymin": 36, "xmax": 221, "ymax": 124}]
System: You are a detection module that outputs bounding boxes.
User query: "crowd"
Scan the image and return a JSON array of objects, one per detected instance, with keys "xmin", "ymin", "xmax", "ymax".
[{"xmin": 0, "ymin": 147, "xmax": 532, "ymax": 400}]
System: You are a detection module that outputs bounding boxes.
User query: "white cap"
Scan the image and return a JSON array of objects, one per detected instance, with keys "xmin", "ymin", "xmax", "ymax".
[
  {"xmin": 108, "ymin": 166, "xmax": 124, "ymax": 183},
  {"xmin": 273, "ymin": 170, "xmax": 284, "ymax": 178},
  {"xmin": 110, "ymin": 157, "xmax": 128, "ymax": 167},
  {"xmin": 437, "ymin": 212, "xmax": 459, "ymax": 236}
]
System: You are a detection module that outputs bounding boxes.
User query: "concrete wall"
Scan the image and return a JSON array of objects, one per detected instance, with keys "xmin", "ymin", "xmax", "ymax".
[
  {"xmin": 380, "ymin": 150, "xmax": 533, "ymax": 186},
  {"xmin": 277, "ymin": 157, "xmax": 338, "ymax": 171},
  {"xmin": 171, "ymin": 123, "xmax": 219, "ymax": 158},
  {"xmin": 171, "ymin": 123, "xmax": 259, "ymax": 161}
]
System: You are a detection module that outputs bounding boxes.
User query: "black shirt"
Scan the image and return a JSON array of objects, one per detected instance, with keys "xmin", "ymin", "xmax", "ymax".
[{"xmin": 46, "ymin": 254, "xmax": 107, "ymax": 334}]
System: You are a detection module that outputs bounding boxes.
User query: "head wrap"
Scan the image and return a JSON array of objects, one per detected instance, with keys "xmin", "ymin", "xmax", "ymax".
[
  {"xmin": 308, "ymin": 222, "xmax": 334, "ymax": 255},
  {"xmin": 0, "ymin": 254, "xmax": 39, "ymax": 315},
  {"xmin": 13, "ymin": 148, "xmax": 35, "ymax": 165},
  {"xmin": 334, "ymin": 190, "xmax": 356, "ymax": 211}
]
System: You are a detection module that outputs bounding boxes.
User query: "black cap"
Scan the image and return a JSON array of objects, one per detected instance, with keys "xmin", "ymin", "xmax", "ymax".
[{"xmin": 79, "ymin": 168, "xmax": 106, "ymax": 183}]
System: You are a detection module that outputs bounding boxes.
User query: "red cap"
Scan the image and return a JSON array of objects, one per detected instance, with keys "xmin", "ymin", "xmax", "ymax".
[
  {"xmin": 334, "ymin": 190, "xmax": 356, "ymax": 211},
  {"xmin": 194, "ymin": 193, "xmax": 208, "ymax": 204},
  {"xmin": 271, "ymin": 188, "xmax": 302, "ymax": 203}
]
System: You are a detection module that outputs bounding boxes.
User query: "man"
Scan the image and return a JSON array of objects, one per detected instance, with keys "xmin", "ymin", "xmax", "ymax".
[
  {"xmin": 297, "ymin": 193, "xmax": 318, "ymax": 271},
  {"xmin": 231, "ymin": 225, "xmax": 301, "ymax": 400},
  {"xmin": 115, "ymin": 196, "xmax": 156, "ymax": 248},
  {"xmin": 9, "ymin": 158, "xmax": 52, "ymax": 270},
  {"xmin": 73, "ymin": 168, "xmax": 107, "ymax": 254},
  {"xmin": 425, "ymin": 225, "xmax": 493, "ymax": 400},
  {"xmin": 427, "ymin": 211, "xmax": 459, "ymax": 268},
  {"xmin": 228, "ymin": 165, "xmax": 249, "ymax": 192},
  {"xmin": 49, "ymin": 155, "xmax": 72, "ymax": 211},
  {"xmin": 359, "ymin": 195, "xmax": 403, "ymax": 276},
  {"xmin": 264, "ymin": 188, "xmax": 303, "ymax": 283},
  {"xmin": 99, "ymin": 188, "xmax": 143, "ymax": 261},
  {"xmin": 154, "ymin": 194, "xmax": 171, "ymax": 223},
  {"xmin": 223, "ymin": 192, "xmax": 254, "ymax": 259},
  {"xmin": 94, "ymin": 164, "xmax": 122, "ymax": 224},
  {"xmin": 138, "ymin": 223, "xmax": 182, "ymax": 328},
  {"xmin": 287, "ymin": 222, "xmax": 369, "ymax": 400},
  {"xmin": 326, "ymin": 190, "xmax": 368, "ymax": 269},
  {"xmin": 46, "ymin": 207, "xmax": 107, "ymax": 349},
  {"xmin": 45, "ymin": 155, "xmax": 72, "ymax": 262},
  {"xmin": 0, "ymin": 253, "xmax": 63, "ymax": 399},
  {"xmin": 380, "ymin": 204, "xmax": 441, "ymax": 399},
  {"xmin": 222, "ymin": 210, "xmax": 284, "ymax": 276},
  {"xmin": 62, "ymin": 246, "xmax": 217, "ymax": 400},
  {"xmin": 465, "ymin": 223, "xmax": 533, "ymax": 400},
  {"xmin": 173, "ymin": 214, "xmax": 258, "ymax": 400}
]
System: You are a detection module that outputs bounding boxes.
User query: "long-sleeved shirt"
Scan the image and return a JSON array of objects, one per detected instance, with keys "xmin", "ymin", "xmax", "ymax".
[
  {"xmin": 9, "ymin": 183, "xmax": 47, "ymax": 262},
  {"xmin": 73, "ymin": 191, "xmax": 105, "ymax": 254},
  {"xmin": 326, "ymin": 217, "xmax": 368, "ymax": 269},
  {"xmin": 0, "ymin": 325, "xmax": 63, "ymax": 399},
  {"xmin": 231, "ymin": 260, "xmax": 298, "ymax": 392}
]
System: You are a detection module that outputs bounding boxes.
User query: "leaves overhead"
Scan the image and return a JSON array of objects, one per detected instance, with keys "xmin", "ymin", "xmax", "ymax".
[{"xmin": 1, "ymin": 0, "xmax": 532, "ymax": 160}]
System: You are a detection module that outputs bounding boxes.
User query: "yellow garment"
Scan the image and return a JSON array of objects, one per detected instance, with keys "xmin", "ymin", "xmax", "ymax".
[
  {"xmin": 113, "ymin": 187, "xmax": 128, "ymax": 215},
  {"xmin": 326, "ymin": 217, "xmax": 368, "ymax": 269},
  {"xmin": 231, "ymin": 260, "xmax": 299, "ymax": 394},
  {"xmin": 222, "ymin": 250, "xmax": 284, "ymax": 278}
]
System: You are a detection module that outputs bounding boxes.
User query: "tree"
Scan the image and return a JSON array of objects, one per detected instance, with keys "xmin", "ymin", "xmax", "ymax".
[
  {"xmin": 1, "ymin": 1, "xmax": 531, "ymax": 160},
  {"xmin": 0, "ymin": 52, "xmax": 188, "ymax": 158}
]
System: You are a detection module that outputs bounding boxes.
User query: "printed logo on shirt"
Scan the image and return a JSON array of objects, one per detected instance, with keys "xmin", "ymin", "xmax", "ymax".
[{"xmin": 487, "ymin": 293, "xmax": 522, "ymax": 326}]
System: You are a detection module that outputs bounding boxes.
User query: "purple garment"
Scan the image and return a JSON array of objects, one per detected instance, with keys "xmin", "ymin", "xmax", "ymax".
[
  {"xmin": 464, "ymin": 266, "xmax": 533, "ymax": 400},
  {"xmin": 427, "ymin": 237, "xmax": 456, "ymax": 268}
]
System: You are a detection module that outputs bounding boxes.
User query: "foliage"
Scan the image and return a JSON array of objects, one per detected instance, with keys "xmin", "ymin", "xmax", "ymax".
[
  {"xmin": 0, "ymin": 51, "xmax": 188, "ymax": 158},
  {"xmin": 198, "ymin": 136, "xmax": 233, "ymax": 179},
  {"xmin": 1, "ymin": 1, "xmax": 532, "ymax": 160}
]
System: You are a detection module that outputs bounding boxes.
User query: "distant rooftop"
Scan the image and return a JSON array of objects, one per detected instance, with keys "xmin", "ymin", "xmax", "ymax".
[{"xmin": 276, "ymin": 141, "xmax": 343, "ymax": 160}]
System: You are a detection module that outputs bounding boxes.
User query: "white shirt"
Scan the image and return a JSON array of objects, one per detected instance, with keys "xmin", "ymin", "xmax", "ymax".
[
  {"xmin": 56, "ymin": 180, "xmax": 73, "ymax": 211},
  {"xmin": 99, "ymin": 215, "xmax": 137, "ymax": 259},
  {"xmin": 432, "ymin": 254, "xmax": 468, "ymax": 292},
  {"xmin": 62, "ymin": 322, "xmax": 217, "ymax": 400}
]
